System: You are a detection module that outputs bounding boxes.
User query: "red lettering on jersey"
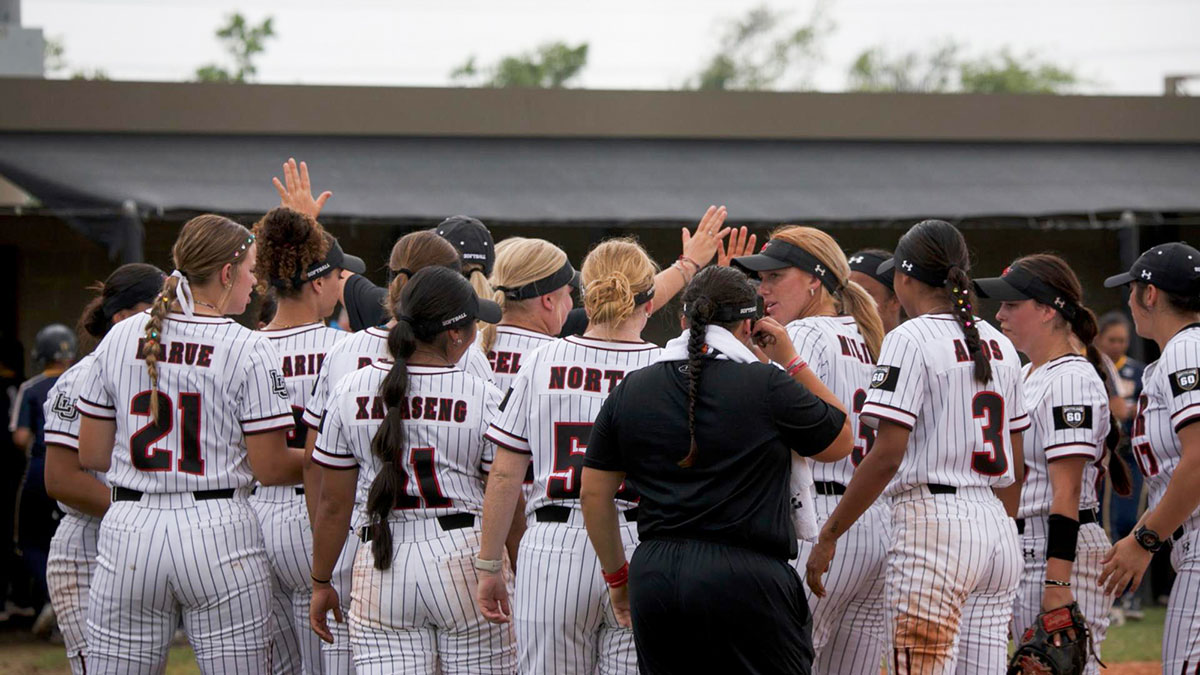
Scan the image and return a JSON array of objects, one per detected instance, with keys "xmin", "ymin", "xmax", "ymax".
[
  {"xmin": 584, "ymin": 368, "xmax": 602, "ymax": 393},
  {"xmin": 355, "ymin": 396, "xmax": 370, "ymax": 420},
  {"xmin": 423, "ymin": 397, "xmax": 437, "ymax": 420},
  {"xmin": 839, "ymin": 335, "xmax": 872, "ymax": 364},
  {"xmin": 135, "ymin": 338, "xmax": 148, "ymax": 360},
  {"xmin": 294, "ymin": 355, "xmax": 307, "ymax": 377},
  {"xmin": 453, "ymin": 400, "xmax": 467, "ymax": 423},
  {"xmin": 168, "ymin": 341, "xmax": 184, "ymax": 364},
  {"xmin": 372, "ymin": 397, "xmax": 386, "ymax": 419},
  {"xmin": 511, "ymin": 353, "xmax": 522, "ymax": 372},
  {"xmin": 183, "ymin": 342, "xmax": 198, "ymax": 364},
  {"xmin": 953, "ymin": 339, "xmax": 971, "ymax": 362},
  {"xmin": 548, "ymin": 366, "xmax": 566, "ymax": 390},
  {"xmin": 410, "ymin": 396, "xmax": 422, "ymax": 419},
  {"xmin": 989, "ymin": 339, "xmax": 1003, "ymax": 360},
  {"xmin": 196, "ymin": 344, "xmax": 214, "ymax": 367},
  {"xmin": 281, "ymin": 358, "xmax": 294, "ymax": 377},
  {"xmin": 316, "ymin": 353, "xmax": 326, "ymax": 373},
  {"xmin": 437, "ymin": 398, "xmax": 453, "ymax": 422},
  {"xmin": 358, "ymin": 357, "xmax": 373, "ymax": 369},
  {"xmin": 567, "ymin": 367, "xmax": 583, "ymax": 389},
  {"xmin": 604, "ymin": 370, "xmax": 625, "ymax": 392}
]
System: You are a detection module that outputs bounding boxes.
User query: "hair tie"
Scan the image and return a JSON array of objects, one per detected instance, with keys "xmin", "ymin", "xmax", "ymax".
[
  {"xmin": 169, "ymin": 270, "xmax": 194, "ymax": 317},
  {"xmin": 396, "ymin": 314, "xmax": 414, "ymax": 323}
]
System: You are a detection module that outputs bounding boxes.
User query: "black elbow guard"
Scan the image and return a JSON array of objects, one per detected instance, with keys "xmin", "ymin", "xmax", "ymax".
[{"xmin": 1045, "ymin": 513, "xmax": 1080, "ymax": 562}]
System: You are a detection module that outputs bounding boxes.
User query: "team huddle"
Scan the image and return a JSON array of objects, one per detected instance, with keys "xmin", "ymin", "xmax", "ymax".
[{"xmin": 36, "ymin": 159, "xmax": 1200, "ymax": 675}]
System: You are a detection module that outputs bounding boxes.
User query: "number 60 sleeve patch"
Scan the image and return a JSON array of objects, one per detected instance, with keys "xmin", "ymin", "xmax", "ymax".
[
  {"xmin": 1170, "ymin": 368, "xmax": 1199, "ymax": 397},
  {"xmin": 869, "ymin": 365, "xmax": 900, "ymax": 392},
  {"xmin": 1052, "ymin": 405, "xmax": 1093, "ymax": 430}
]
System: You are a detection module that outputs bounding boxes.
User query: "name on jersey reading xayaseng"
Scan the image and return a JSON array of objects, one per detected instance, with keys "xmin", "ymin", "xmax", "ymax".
[
  {"xmin": 355, "ymin": 394, "xmax": 470, "ymax": 423},
  {"xmin": 135, "ymin": 338, "xmax": 215, "ymax": 366}
]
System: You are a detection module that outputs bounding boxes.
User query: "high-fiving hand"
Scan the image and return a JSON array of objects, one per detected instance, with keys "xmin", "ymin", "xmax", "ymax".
[{"xmin": 272, "ymin": 157, "xmax": 332, "ymax": 220}]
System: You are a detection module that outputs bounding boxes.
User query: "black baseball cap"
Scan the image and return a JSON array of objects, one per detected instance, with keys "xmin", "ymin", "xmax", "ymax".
[
  {"xmin": 278, "ymin": 234, "xmax": 366, "ymax": 289},
  {"xmin": 732, "ymin": 239, "xmax": 840, "ymax": 293},
  {"xmin": 399, "ymin": 267, "xmax": 502, "ymax": 333},
  {"xmin": 436, "ymin": 216, "xmax": 496, "ymax": 277},
  {"xmin": 1104, "ymin": 242, "xmax": 1200, "ymax": 295},
  {"xmin": 975, "ymin": 263, "xmax": 1080, "ymax": 319},
  {"xmin": 848, "ymin": 250, "xmax": 894, "ymax": 291}
]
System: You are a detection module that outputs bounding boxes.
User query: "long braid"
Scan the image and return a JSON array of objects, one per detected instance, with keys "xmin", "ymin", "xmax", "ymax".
[
  {"xmin": 679, "ymin": 298, "xmax": 713, "ymax": 468},
  {"xmin": 364, "ymin": 319, "xmax": 417, "ymax": 571},
  {"xmin": 142, "ymin": 275, "xmax": 181, "ymax": 418},
  {"xmin": 946, "ymin": 265, "xmax": 991, "ymax": 384}
]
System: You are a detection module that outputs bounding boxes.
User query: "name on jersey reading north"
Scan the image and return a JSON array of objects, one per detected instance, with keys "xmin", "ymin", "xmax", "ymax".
[
  {"xmin": 355, "ymin": 394, "xmax": 470, "ymax": 423},
  {"xmin": 546, "ymin": 365, "xmax": 629, "ymax": 393}
]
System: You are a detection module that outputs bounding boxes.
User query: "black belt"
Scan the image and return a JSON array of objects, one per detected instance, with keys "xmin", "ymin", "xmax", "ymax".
[
  {"xmin": 251, "ymin": 486, "xmax": 305, "ymax": 496},
  {"xmin": 814, "ymin": 481, "xmax": 846, "ymax": 496},
  {"xmin": 1174, "ymin": 526, "xmax": 1185, "ymax": 542},
  {"xmin": 112, "ymin": 486, "xmax": 236, "ymax": 502},
  {"xmin": 534, "ymin": 505, "xmax": 638, "ymax": 523},
  {"xmin": 928, "ymin": 484, "xmax": 957, "ymax": 494},
  {"xmin": 358, "ymin": 513, "xmax": 476, "ymax": 542},
  {"xmin": 1015, "ymin": 509, "xmax": 1098, "ymax": 536}
]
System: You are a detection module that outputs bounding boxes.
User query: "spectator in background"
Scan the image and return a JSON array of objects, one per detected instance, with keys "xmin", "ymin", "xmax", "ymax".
[
  {"xmin": 1094, "ymin": 311, "xmax": 1149, "ymax": 623},
  {"xmin": 9, "ymin": 324, "xmax": 75, "ymax": 635},
  {"xmin": 0, "ymin": 333, "xmax": 31, "ymax": 623}
]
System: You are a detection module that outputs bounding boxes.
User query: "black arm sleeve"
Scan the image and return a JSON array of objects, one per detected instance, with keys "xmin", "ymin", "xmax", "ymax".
[
  {"xmin": 343, "ymin": 275, "xmax": 389, "ymax": 331},
  {"xmin": 765, "ymin": 367, "xmax": 846, "ymax": 457},
  {"xmin": 583, "ymin": 385, "xmax": 624, "ymax": 472},
  {"xmin": 558, "ymin": 308, "xmax": 589, "ymax": 338}
]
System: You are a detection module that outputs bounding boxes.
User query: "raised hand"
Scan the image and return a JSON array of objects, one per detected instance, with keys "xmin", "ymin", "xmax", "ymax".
[
  {"xmin": 717, "ymin": 226, "xmax": 757, "ymax": 267},
  {"xmin": 272, "ymin": 157, "xmax": 332, "ymax": 220},
  {"xmin": 680, "ymin": 206, "xmax": 732, "ymax": 269}
]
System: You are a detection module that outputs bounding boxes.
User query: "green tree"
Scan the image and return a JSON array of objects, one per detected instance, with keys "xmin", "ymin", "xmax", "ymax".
[
  {"xmin": 686, "ymin": 4, "xmax": 832, "ymax": 91},
  {"xmin": 44, "ymin": 35, "xmax": 109, "ymax": 80},
  {"xmin": 451, "ymin": 42, "xmax": 589, "ymax": 88},
  {"xmin": 959, "ymin": 49, "xmax": 1079, "ymax": 94},
  {"xmin": 847, "ymin": 43, "xmax": 1081, "ymax": 94},
  {"xmin": 195, "ymin": 13, "xmax": 276, "ymax": 83},
  {"xmin": 847, "ymin": 42, "xmax": 960, "ymax": 93}
]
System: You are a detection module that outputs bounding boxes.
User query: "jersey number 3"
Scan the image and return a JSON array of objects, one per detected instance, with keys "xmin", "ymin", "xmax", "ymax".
[
  {"xmin": 130, "ymin": 390, "xmax": 204, "ymax": 474},
  {"xmin": 971, "ymin": 391, "xmax": 1008, "ymax": 476}
]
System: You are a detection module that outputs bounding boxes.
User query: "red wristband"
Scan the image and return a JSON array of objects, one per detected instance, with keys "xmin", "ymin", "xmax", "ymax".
[
  {"xmin": 602, "ymin": 562, "xmax": 629, "ymax": 588},
  {"xmin": 785, "ymin": 356, "xmax": 808, "ymax": 376}
]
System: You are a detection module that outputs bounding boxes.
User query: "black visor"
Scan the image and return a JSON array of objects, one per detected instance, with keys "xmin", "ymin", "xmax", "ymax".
[
  {"xmin": 498, "ymin": 261, "xmax": 580, "ymax": 300},
  {"xmin": 275, "ymin": 237, "xmax": 367, "ymax": 289},
  {"xmin": 732, "ymin": 239, "xmax": 840, "ymax": 293},
  {"xmin": 974, "ymin": 264, "xmax": 1078, "ymax": 319},
  {"xmin": 848, "ymin": 251, "xmax": 894, "ymax": 291},
  {"xmin": 879, "ymin": 247, "xmax": 948, "ymax": 288}
]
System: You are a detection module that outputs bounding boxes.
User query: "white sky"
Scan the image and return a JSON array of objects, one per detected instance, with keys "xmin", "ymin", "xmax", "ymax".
[{"xmin": 22, "ymin": 0, "xmax": 1200, "ymax": 94}]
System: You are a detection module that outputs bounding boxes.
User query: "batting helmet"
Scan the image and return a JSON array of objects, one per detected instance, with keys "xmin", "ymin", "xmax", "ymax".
[{"xmin": 33, "ymin": 324, "xmax": 77, "ymax": 365}]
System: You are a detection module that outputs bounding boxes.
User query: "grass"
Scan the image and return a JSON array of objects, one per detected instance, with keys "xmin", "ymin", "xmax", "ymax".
[{"xmin": 0, "ymin": 606, "xmax": 1169, "ymax": 673}]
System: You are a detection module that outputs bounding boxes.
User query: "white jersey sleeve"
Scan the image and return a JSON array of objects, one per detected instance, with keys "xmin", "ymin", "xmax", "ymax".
[
  {"xmin": 789, "ymin": 321, "xmax": 833, "ymax": 383},
  {"xmin": 1036, "ymin": 370, "xmax": 1106, "ymax": 462},
  {"xmin": 237, "ymin": 338, "xmax": 294, "ymax": 435},
  {"xmin": 76, "ymin": 339, "xmax": 117, "ymax": 421},
  {"xmin": 479, "ymin": 382, "xmax": 503, "ymax": 473},
  {"xmin": 312, "ymin": 382, "xmax": 357, "ymax": 471},
  {"xmin": 1163, "ymin": 337, "xmax": 1200, "ymax": 433},
  {"xmin": 861, "ymin": 330, "xmax": 926, "ymax": 430},
  {"xmin": 43, "ymin": 355, "xmax": 96, "ymax": 450},
  {"xmin": 484, "ymin": 364, "xmax": 534, "ymax": 454},
  {"xmin": 1009, "ymin": 370, "xmax": 1031, "ymax": 433}
]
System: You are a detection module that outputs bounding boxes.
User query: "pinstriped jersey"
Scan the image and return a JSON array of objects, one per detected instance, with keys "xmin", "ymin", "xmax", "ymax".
[
  {"xmin": 1017, "ymin": 356, "xmax": 1110, "ymax": 519},
  {"xmin": 311, "ymin": 362, "xmax": 502, "ymax": 523},
  {"xmin": 860, "ymin": 314, "xmax": 1030, "ymax": 495},
  {"xmin": 258, "ymin": 323, "xmax": 346, "ymax": 455},
  {"xmin": 786, "ymin": 316, "xmax": 876, "ymax": 486},
  {"xmin": 1131, "ymin": 323, "xmax": 1200, "ymax": 531},
  {"xmin": 487, "ymin": 325, "xmax": 556, "ymax": 392},
  {"xmin": 76, "ymin": 311, "xmax": 294, "ymax": 493},
  {"xmin": 42, "ymin": 353, "xmax": 108, "ymax": 517},
  {"xmin": 485, "ymin": 335, "xmax": 661, "ymax": 515},
  {"xmin": 302, "ymin": 325, "xmax": 492, "ymax": 429}
]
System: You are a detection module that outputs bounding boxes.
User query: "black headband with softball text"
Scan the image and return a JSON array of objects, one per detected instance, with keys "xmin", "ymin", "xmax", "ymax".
[{"xmin": 496, "ymin": 261, "xmax": 581, "ymax": 300}]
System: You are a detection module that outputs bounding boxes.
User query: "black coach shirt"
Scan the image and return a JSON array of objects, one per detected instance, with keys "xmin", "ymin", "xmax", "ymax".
[{"xmin": 585, "ymin": 359, "xmax": 845, "ymax": 560}]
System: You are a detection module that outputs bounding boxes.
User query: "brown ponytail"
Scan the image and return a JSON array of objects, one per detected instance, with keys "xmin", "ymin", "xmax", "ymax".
[
  {"xmin": 384, "ymin": 230, "xmax": 460, "ymax": 321},
  {"xmin": 946, "ymin": 265, "xmax": 992, "ymax": 384}
]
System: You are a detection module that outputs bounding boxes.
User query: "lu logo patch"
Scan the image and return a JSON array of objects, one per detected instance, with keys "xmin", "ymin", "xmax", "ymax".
[
  {"xmin": 51, "ymin": 392, "xmax": 78, "ymax": 422},
  {"xmin": 1170, "ymin": 368, "xmax": 1199, "ymax": 397},
  {"xmin": 269, "ymin": 369, "xmax": 289, "ymax": 398}
]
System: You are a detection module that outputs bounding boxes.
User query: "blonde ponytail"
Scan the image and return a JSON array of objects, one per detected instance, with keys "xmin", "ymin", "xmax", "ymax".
[{"xmin": 581, "ymin": 237, "xmax": 657, "ymax": 328}]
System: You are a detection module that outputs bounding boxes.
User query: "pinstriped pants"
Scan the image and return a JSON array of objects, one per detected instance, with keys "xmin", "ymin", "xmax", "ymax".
[
  {"xmin": 795, "ymin": 497, "xmax": 892, "ymax": 675},
  {"xmin": 1165, "ymin": 527, "xmax": 1200, "ymax": 675},
  {"xmin": 48, "ymin": 513, "xmax": 101, "ymax": 675}
]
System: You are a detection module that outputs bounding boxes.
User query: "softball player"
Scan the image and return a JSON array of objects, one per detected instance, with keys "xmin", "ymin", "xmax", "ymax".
[
  {"xmin": 308, "ymin": 266, "xmax": 513, "ymax": 674},
  {"xmin": 848, "ymin": 249, "xmax": 902, "ymax": 334},
  {"xmin": 476, "ymin": 238, "xmax": 663, "ymax": 675},
  {"xmin": 976, "ymin": 254, "xmax": 1132, "ymax": 674},
  {"xmin": 252, "ymin": 207, "xmax": 360, "ymax": 674},
  {"xmin": 805, "ymin": 219, "xmax": 1029, "ymax": 675},
  {"xmin": 1098, "ymin": 242, "xmax": 1200, "ymax": 673},
  {"xmin": 41, "ymin": 263, "xmax": 164, "ymax": 674},
  {"xmin": 301, "ymin": 230, "xmax": 489, "ymax": 673},
  {"xmin": 733, "ymin": 226, "xmax": 889, "ymax": 675},
  {"xmin": 75, "ymin": 214, "xmax": 305, "ymax": 674}
]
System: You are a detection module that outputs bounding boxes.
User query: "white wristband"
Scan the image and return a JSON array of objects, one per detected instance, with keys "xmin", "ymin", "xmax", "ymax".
[{"xmin": 474, "ymin": 557, "xmax": 504, "ymax": 574}]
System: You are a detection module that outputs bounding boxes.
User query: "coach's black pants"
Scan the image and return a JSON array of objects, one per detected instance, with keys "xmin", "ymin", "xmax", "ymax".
[{"xmin": 630, "ymin": 538, "xmax": 813, "ymax": 675}]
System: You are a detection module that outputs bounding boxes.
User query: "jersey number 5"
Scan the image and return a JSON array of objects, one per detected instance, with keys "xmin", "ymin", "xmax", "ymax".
[
  {"xmin": 549, "ymin": 423, "xmax": 637, "ymax": 501},
  {"xmin": 971, "ymin": 391, "xmax": 1008, "ymax": 476},
  {"xmin": 1131, "ymin": 394, "xmax": 1159, "ymax": 477},
  {"xmin": 130, "ymin": 390, "xmax": 204, "ymax": 474},
  {"xmin": 850, "ymin": 389, "xmax": 876, "ymax": 466}
]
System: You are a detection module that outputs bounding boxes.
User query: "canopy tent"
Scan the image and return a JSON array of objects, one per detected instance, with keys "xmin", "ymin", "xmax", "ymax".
[{"xmin": 2, "ymin": 132, "xmax": 1199, "ymax": 261}]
